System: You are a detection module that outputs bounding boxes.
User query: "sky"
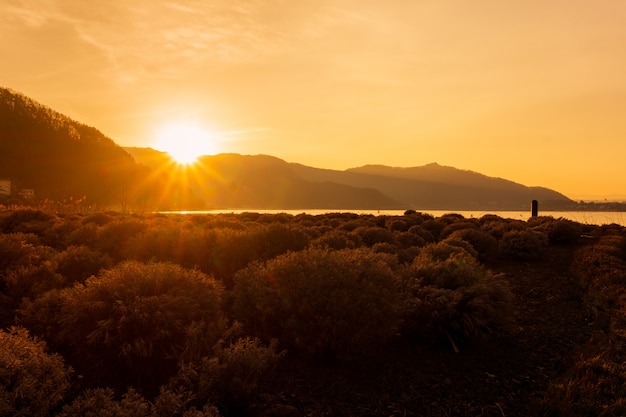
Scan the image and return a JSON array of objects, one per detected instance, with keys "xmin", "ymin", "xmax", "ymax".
[{"xmin": 1, "ymin": 0, "xmax": 626, "ymax": 201}]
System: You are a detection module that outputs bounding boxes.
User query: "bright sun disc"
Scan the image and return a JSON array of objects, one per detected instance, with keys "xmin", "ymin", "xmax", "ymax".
[{"xmin": 153, "ymin": 122, "xmax": 217, "ymax": 164}]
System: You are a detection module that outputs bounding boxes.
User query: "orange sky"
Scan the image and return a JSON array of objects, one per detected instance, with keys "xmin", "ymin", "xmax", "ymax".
[{"xmin": 2, "ymin": 0, "xmax": 625, "ymax": 200}]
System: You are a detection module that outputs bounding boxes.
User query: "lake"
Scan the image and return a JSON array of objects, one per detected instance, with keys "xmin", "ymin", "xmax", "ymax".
[{"xmin": 163, "ymin": 209, "xmax": 626, "ymax": 227}]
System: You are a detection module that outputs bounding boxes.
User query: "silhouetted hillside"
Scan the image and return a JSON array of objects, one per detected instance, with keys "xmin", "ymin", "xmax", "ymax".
[
  {"xmin": 0, "ymin": 88, "xmax": 141, "ymax": 205},
  {"xmin": 128, "ymin": 148, "xmax": 575, "ymax": 210},
  {"xmin": 288, "ymin": 161, "xmax": 573, "ymax": 210},
  {"xmin": 123, "ymin": 149, "xmax": 402, "ymax": 209},
  {"xmin": 343, "ymin": 163, "xmax": 573, "ymax": 210}
]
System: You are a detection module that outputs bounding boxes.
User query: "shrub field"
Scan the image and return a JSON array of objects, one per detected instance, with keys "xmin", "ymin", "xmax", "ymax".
[{"xmin": 1, "ymin": 208, "xmax": 625, "ymax": 416}]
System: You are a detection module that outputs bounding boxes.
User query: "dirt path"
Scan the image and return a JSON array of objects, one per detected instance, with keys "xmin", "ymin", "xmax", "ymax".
[{"xmin": 257, "ymin": 244, "xmax": 595, "ymax": 417}]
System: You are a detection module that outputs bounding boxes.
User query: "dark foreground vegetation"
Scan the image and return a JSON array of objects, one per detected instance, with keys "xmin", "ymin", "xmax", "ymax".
[{"xmin": 1, "ymin": 208, "xmax": 626, "ymax": 416}]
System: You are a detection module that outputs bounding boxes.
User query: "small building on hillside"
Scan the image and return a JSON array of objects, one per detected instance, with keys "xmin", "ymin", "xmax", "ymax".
[
  {"xmin": 18, "ymin": 188, "xmax": 35, "ymax": 199},
  {"xmin": 0, "ymin": 179, "xmax": 35, "ymax": 199},
  {"xmin": 0, "ymin": 179, "xmax": 11, "ymax": 196}
]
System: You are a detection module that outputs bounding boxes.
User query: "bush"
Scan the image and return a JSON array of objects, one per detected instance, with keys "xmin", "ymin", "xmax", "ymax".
[
  {"xmin": 253, "ymin": 223, "xmax": 310, "ymax": 259},
  {"xmin": 530, "ymin": 217, "xmax": 583, "ymax": 245},
  {"xmin": 67, "ymin": 222, "xmax": 100, "ymax": 247},
  {"xmin": 232, "ymin": 248, "xmax": 401, "ymax": 359},
  {"xmin": 395, "ymin": 231, "xmax": 425, "ymax": 250},
  {"xmin": 440, "ymin": 220, "xmax": 477, "ymax": 238},
  {"xmin": 0, "ymin": 209, "xmax": 55, "ymax": 234},
  {"xmin": 54, "ymin": 245, "xmax": 113, "ymax": 284},
  {"xmin": 480, "ymin": 217, "xmax": 526, "ymax": 240},
  {"xmin": 352, "ymin": 226, "xmax": 397, "ymax": 247},
  {"xmin": 95, "ymin": 219, "xmax": 148, "ymax": 260},
  {"xmin": 402, "ymin": 249, "xmax": 512, "ymax": 349},
  {"xmin": 311, "ymin": 229, "xmax": 358, "ymax": 250},
  {"xmin": 0, "ymin": 327, "xmax": 71, "ymax": 417},
  {"xmin": 59, "ymin": 388, "xmax": 222, "ymax": 417},
  {"xmin": 170, "ymin": 337, "xmax": 283, "ymax": 415},
  {"xmin": 125, "ymin": 224, "xmax": 184, "ymax": 264},
  {"xmin": 421, "ymin": 219, "xmax": 445, "ymax": 240},
  {"xmin": 3, "ymin": 261, "xmax": 65, "ymax": 302},
  {"xmin": 387, "ymin": 218, "xmax": 410, "ymax": 232},
  {"xmin": 447, "ymin": 228, "xmax": 498, "ymax": 261},
  {"xmin": 17, "ymin": 289, "xmax": 65, "ymax": 347},
  {"xmin": 402, "ymin": 277, "xmax": 512, "ymax": 350},
  {"xmin": 407, "ymin": 225, "xmax": 435, "ymax": 243},
  {"xmin": 59, "ymin": 389, "xmax": 149, "ymax": 417},
  {"xmin": 499, "ymin": 229, "xmax": 548, "ymax": 260},
  {"xmin": 414, "ymin": 240, "xmax": 475, "ymax": 265},
  {"xmin": 42, "ymin": 216, "xmax": 88, "ymax": 249},
  {"xmin": 20, "ymin": 261, "xmax": 227, "ymax": 393},
  {"xmin": 412, "ymin": 248, "xmax": 485, "ymax": 289},
  {"xmin": 0, "ymin": 232, "xmax": 41, "ymax": 273}
]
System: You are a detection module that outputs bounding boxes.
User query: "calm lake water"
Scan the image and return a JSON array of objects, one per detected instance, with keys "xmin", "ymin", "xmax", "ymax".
[{"xmin": 164, "ymin": 209, "xmax": 626, "ymax": 227}]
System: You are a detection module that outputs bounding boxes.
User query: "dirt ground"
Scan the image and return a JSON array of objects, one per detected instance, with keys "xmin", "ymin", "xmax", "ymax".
[{"xmin": 255, "ymin": 243, "xmax": 596, "ymax": 417}]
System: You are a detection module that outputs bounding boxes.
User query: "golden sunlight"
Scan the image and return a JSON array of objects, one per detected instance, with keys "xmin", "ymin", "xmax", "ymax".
[{"xmin": 152, "ymin": 121, "xmax": 218, "ymax": 164}]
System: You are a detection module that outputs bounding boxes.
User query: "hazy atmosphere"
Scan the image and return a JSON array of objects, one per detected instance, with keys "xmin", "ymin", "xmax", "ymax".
[{"xmin": 2, "ymin": 0, "xmax": 625, "ymax": 200}]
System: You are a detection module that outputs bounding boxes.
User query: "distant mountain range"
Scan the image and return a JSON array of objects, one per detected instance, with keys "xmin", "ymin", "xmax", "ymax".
[
  {"xmin": 0, "ymin": 86, "xmax": 588, "ymax": 211},
  {"xmin": 124, "ymin": 148, "xmax": 575, "ymax": 210}
]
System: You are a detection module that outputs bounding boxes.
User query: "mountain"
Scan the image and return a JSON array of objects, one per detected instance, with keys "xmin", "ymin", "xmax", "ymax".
[
  {"xmin": 127, "ymin": 148, "xmax": 575, "ymax": 210},
  {"xmin": 1, "ymin": 87, "xmax": 575, "ymax": 211},
  {"xmin": 123, "ymin": 149, "xmax": 402, "ymax": 209},
  {"xmin": 293, "ymin": 161, "xmax": 573, "ymax": 210},
  {"xmin": 0, "ymin": 87, "xmax": 140, "ymax": 205}
]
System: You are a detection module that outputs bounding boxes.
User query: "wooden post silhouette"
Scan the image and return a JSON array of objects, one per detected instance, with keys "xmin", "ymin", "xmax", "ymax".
[{"xmin": 531, "ymin": 200, "xmax": 538, "ymax": 217}]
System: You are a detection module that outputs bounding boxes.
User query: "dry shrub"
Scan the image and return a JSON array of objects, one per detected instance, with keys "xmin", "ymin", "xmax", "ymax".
[
  {"xmin": 253, "ymin": 223, "xmax": 310, "ymax": 259},
  {"xmin": 59, "ymin": 388, "xmax": 222, "ymax": 417},
  {"xmin": 352, "ymin": 226, "xmax": 397, "ymax": 247},
  {"xmin": 411, "ymin": 249, "xmax": 486, "ymax": 289},
  {"xmin": 59, "ymin": 389, "xmax": 149, "ymax": 417},
  {"xmin": 440, "ymin": 219, "xmax": 477, "ymax": 238},
  {"xmin": 395, "ymin": 231, "xmax": 426, "ymax": 250},
  {"xmin": 124, "ymin": 222, "xmax": 309, "ymax": 287},
  {"xmin": 0, "ymin": 327, "xmax": 71, "ymax": 417},
  {"xmin": 3, "ymin": 261, "xmax": 65, "ymax": 301},
  {"xmin": 387, "ymin": 218, "xmax": 410, "ymax": 232},
  {"xmin": 232, "ymin": 248, "xmax": 401, "ymax": 359},
  {"xmin": 414, "ymin": 240, "xmax": 475, "ymax": 265},
  {"xmin": 311, "ymin": 229, "xmax": 358, "ymax": 250},
  {"xmin": 498, "ymin": 229, "xmax": 548, "ymax": 260},
  {"xmin": 0, "ymin": 209, "xmax": 55, "ymax": 235},
  {"xmin": 170, "ymin": 337, "xmax": 283, "ymax": 415},
  {"xmin": 421, "ymin": 219, "xmax": 445, "ymax": 240},
  {"xmin": 402, "ymin": 245, "xmax": 512, "ymax": 349},
  {"xmin": 20, "ymin": 261, "xmax": 227, "ymax": 393},
  {"xmin": 95, "ymin": 219, "xmax": 148, "ymax": 260},
  {"xmin": 480, "ymin": 217, "xmax": 526, "ymax": 240},
  {"xmin": 54, "ymin": 245, "xmax": 113, "ymax": 284},
  {"xmin": 448, "ymin": 228, "xmax": 498, "ymax": 261},
  {"xmin": 67, "ymin": 222, "xmax": 100, "ymax": 247},
  {"xmin": 407, "ymin": 224, "xmax": 435, "ymax": 243},
  {"xmin": 530, "ymin": 217, "xmax": 583, "ymax": 245},
  {"xmin": 0, "ymin": 232, "xmax": 42, "ymax": 275}
]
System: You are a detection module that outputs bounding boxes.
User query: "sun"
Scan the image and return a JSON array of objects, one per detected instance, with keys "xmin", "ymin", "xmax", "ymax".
[{"xmin": 152, "ymin": 121, "xmax": 218, "ymax": 164}]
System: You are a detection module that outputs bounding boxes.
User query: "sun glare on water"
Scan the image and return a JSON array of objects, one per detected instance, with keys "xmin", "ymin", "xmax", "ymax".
[{"xmin": 152, "ymin": 121, "xmax": 219, "ymax": 165}]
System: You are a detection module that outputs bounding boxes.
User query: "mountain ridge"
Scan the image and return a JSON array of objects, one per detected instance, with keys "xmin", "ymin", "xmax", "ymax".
[
  {"xmin": 126, "ymin": 147, "xmax": 575, "ymax": 210},
  {"xmin": 0, "ymin": 86, "xmax": 577, "ymax": 210}
]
